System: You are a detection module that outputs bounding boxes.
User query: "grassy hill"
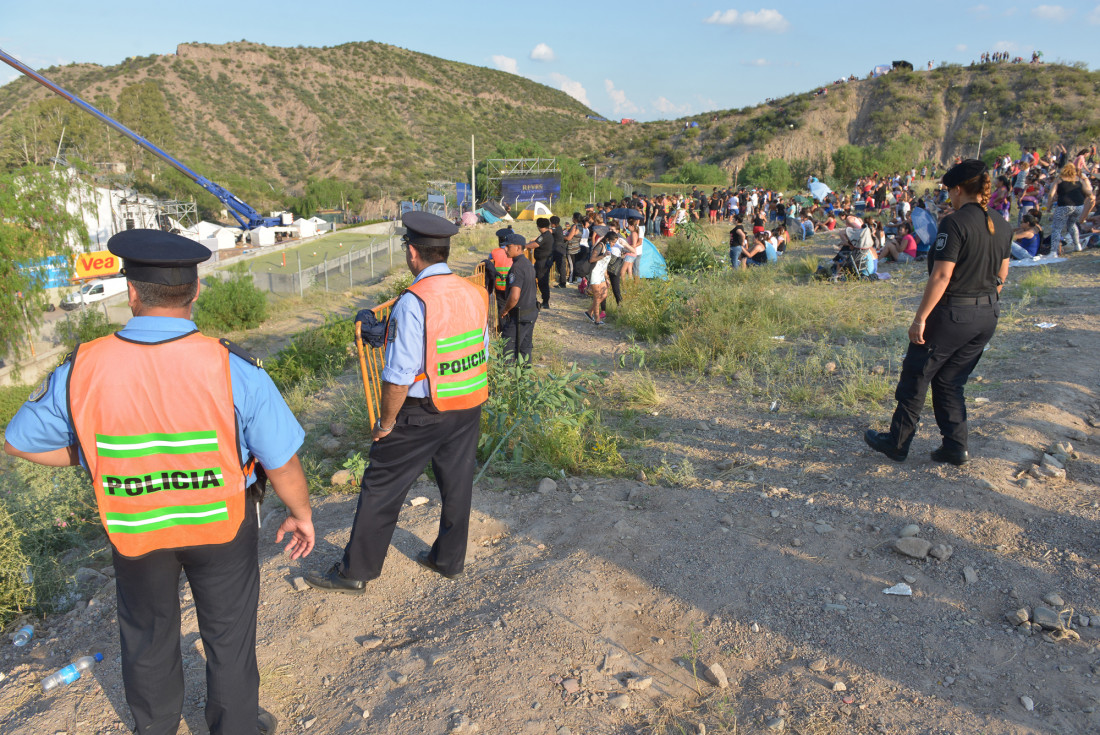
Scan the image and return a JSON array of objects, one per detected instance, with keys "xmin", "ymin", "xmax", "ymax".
[
  {"xmin": 1, "ymin": 44, "xmax": 1098, "ymax": 217},
  {"xmin": 0, "ymin": 41, "xmax": 607, "ymax": 210}
]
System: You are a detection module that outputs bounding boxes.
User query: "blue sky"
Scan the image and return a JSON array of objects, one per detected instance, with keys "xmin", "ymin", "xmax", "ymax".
[{"xmin": 2, "ymin": 1, "xmax": 1098, "ymax": 122}]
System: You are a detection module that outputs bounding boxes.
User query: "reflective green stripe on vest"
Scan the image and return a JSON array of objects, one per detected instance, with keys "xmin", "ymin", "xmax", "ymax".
[
  {"xmin": 436, "ymin": 371, "xmax": 488, "ymax": 398},
  {"xmin": 436, "ymin": 328, "xmax": 483, "ymax": 354},
  {"xmin": 96, "ymin": 430, "xmax": 218, "ymax": 458},
  {"xmin": 105, "ymin": 501, "xmax": 230, "ymax": 534},
  {"xmin": 495, "ymin": 264, "xmax": 511, "ymax": 290}
]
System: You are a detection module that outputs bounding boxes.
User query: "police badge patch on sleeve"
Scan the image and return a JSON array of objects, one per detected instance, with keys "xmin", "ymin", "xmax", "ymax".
[
  {"xmin": 28, "ymin": 374, "xmax": 50, "ymax": 402},
  {"xmin": 935, "ymin": 233, "xmax": 948, "ymax": 251}
]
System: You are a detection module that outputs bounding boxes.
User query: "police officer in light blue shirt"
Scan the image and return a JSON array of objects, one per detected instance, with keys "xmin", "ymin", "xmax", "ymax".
[
  {"xmin": 306, "ymin": 211, "xmax": 489, "ymax": 594},
  {"xmin": 3, "ymin": 229, "xmax": 313, "ymax": 735}
]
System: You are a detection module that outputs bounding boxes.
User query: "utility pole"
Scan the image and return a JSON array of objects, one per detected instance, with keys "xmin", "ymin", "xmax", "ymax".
[
  {"xmin": 976, "ymin": 110, "xmax": 987, "ymax": 159},
  {"xmin": 470, "ymin": 135, "xmax": 476, "ymax": 212}
]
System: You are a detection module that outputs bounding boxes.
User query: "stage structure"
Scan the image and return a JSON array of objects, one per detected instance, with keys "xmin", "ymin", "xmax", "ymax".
[{"xmin": 486, "ymin": 158, "xmax": 561, "ymax": 207}]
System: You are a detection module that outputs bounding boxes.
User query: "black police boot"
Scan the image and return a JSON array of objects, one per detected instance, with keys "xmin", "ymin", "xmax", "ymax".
[
  {"xmin": 415, "ymin": 550, "xmax": 464, "ymax": 579},
  {"xmin": 863, "ymin": 430, "xmax": 908, "ymax": 462},
  {"xmin": 303, "ymin": 563, "xmax": 365, "ymax": 594},
  {"xmin": 930, "ymin": 445, "xmax": 969, "ymax": 466},
  {"xmin": 258, "ymin": 708, "xmax": 278, "ymax": 735}
]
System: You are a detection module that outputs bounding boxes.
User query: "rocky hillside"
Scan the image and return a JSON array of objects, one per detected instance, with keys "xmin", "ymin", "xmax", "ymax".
[
  {"xmin": 0, "ymin": 41, "xmax": 603, "ymax": 201},
  {"xmin": 1, "ymin": 44, "xmax": 1098, "ymax": 204}
]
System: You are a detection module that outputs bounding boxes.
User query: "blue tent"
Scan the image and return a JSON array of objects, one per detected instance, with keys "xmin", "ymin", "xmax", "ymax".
[
  {"xmin": 475, "ymin": 207, "xmax": 501, "ymax": 223},
  {"xmin": 637, "ymin": 238, "xmax": 668, "ymax": 279}
]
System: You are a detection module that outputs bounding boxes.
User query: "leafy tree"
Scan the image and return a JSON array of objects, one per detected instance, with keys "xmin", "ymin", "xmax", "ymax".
[
  {"xmin": 290, "ymin": 177, "xmax": 363, "ymax": 217},
  {"xmin": 0, "ymin": 167, "xmax": 89, "ymax": 362},
  {"xmin": 658, "ymin": 161, "xmax": 728, "ymax": 186},
  {"xmin": 114, "ymin": 81, "xmax": 175, "ymax": 172},
  {"xmin": 832, "ymin": 145, "xmax": 865, "ymax": 185}
]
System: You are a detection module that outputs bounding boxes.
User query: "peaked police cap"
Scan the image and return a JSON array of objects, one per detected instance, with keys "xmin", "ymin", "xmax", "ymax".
[
  {"xmin": 402, "ymin": 211, "xmax": 459, "ymax": 248},
  {"xmin": 107, "ymin": 229, "xmax": 211, "ymax": 286}
]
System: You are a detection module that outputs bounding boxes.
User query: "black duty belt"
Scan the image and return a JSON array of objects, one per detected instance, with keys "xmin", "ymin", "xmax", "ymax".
[
  {"xmin": 403, "ymin": 397, "xmax": 434, "ymax": 406},
  {"xmin": 943, "ymin": 293, "xmax": 997, "ymax": 306}
]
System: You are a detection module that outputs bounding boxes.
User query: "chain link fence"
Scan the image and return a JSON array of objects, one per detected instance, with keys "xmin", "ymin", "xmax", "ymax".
[{"xmin": 209, "ymin": 234, "xmax": 403, "ymax": 295}]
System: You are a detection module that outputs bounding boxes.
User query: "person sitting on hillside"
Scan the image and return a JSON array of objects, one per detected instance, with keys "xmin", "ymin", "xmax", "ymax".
[
  {"xmin": 879, "ymin": 222, "xmax": 918, "ymax": 263},
  {"xmin": 1010, "ymin": 215, "xmax": 1043, "ymax": 259},
  {"xmin": 989, "ymin": 176, "xmax": 1012, "ymax": 221},
  {"xmin": 773, "ymin": 224, "xmax": 790, "ymax": 254},
  {"xmin": 741, "ymin": 230, "xmax": 770, "ymax": 267},
  {"xmin": 729, "ymin": 216, "xmax": 747, "ymax": 267},
  {"xmin": 798, "ymin": 211, "xmax": 816, "ymax": 239}
]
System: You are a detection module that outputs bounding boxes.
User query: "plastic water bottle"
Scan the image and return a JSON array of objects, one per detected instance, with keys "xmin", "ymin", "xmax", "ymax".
[
  {"xmin": 12, "ymin": 625, "xmax": 33, "ymax": 647},
  {"xmin": 41, "ymin": 653, "xmax": 103, "ymax": 692}
]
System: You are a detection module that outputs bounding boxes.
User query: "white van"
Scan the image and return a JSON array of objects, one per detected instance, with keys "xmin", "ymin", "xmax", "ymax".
[{"xmin": 61, "ymin": 276, "xmax": 128, "ymax": 311}]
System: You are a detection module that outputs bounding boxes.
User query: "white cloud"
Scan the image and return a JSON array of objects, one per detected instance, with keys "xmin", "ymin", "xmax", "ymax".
[
  {"xmin": 704, "ymin": 8, "xmax": 790, "ymax": 32},
  {"xmin": 743, "ymin": 58, "xmax": 771, "ymax": 66},
  {"xmin": 549, "ymin": 72, "xmax": 589, "ymax": 106},
  {"xmin": 993, "ymin": 40, "xmax": 1019, "ymax": 51},
  {"xmin": 529, "ymin": 43, "xmax": 556, "ymax": 62},
  {"xmin": 1003, "ymin": 7, "xmax": 1017, "ymax": 16},
  {"xmin": 604, "ymin": 79, "xmax": 638, "ymax": 115},
  {"xmin": 955, "ymin": 43, "xmax": 968, "ymax": 51},
  {"xmin": 968, "ymin": 4, "xmax": 990, "ymax": 14},
  {"xmin": 491, "ymin": 55, "xmax": 518, "ymax": 74},
  {"xmin": 1089, "ymin": 4, "xmax": 1100, "ymax": 23},
  {"xmin": 1032, "ymin": 4, "xmax": 1071, "ymax": 21},
  {"xmin": 652, "ymin": 96, "xmax": 692, "ymax": 116}
]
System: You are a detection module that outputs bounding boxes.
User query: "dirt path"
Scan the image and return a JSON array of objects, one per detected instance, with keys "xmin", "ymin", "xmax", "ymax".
[{"xmin": 2, "ymin": 250, "xmax": 1098, "ymax": 735}]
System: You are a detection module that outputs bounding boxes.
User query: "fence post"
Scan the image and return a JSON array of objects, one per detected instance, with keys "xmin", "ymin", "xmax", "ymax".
[
  {"xmin": 324, "ymin": 254, "xmax": 329, "ymax": 291},
  {"xmin": 297, "ymin": 252, "xmax": 303, "ymax": 298},
  {"xmin": 349, "ymin": 250, "xmax": 354, "ymax": 289},
  {"xmin": 370, "ymin": 242, "xmax": 375, "ymax": 280},
  {"xmin": 389, "ymin": 236, "xmax": 393, "ymax": 268}
]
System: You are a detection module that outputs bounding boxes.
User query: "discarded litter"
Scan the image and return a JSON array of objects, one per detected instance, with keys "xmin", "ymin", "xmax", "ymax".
[
  {"xmin": 883, "ymin": 583, "xmax": 913, "ymax": 596},
  {"xmin": 771, "ymin": 336, "xmax": 786, "ymax": 341},
  {"xmin": 1035, "ymin": 323, "xmax": 1057, "ymax": 329},
  {"xmin": 769, "ymin": 401, "xmax": 779, "ymax": 413}
]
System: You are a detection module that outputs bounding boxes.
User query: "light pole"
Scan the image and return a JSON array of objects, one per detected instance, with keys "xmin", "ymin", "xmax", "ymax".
[{"xmin": 976, "ymin": 110, "xmax": 987, "ymax": 159}]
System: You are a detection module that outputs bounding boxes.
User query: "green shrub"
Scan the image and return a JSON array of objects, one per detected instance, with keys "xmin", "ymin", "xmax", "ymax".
[
  {"xmin": 194, "ymin": 264, "xmax": 268, "ymax": 333},
  {"xmin": 264, "ymin": 314, "xmax": 352, "ymax": 391},
  {"xmin": 56, "ymin": 308, "xmax": 120, "ymax": 351},
  {"xmin": 0, "ymin": 384, "xmax": 34, "ymax": 426},
  {"xmin": 478, "ymin": 341, "xmax": 626, "ymax": 479},
  {"xmin": 0, "ymin": 502, "xmax": 33, "ymax": 628}
]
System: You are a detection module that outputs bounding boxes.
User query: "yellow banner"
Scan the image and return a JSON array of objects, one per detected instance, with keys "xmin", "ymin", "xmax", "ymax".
[{"xmin": 74, "ymin": 250, "xmax": 121, "ymax": 279}]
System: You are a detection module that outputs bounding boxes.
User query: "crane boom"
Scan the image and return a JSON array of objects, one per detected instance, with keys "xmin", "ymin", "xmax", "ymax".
[{"xmin": 0, "ymin": 47, "xmax": 282, "ymax": 229}]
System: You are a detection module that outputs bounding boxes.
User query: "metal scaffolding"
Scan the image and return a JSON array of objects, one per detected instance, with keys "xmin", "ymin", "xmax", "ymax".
[{"xmin": 485, "ymin": 158, "xmax": 560, "ymax": 185}]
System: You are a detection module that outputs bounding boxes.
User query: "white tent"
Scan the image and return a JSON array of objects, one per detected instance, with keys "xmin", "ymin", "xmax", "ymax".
[
  {"xmin": 293, "ymin": 217, "xmax": 318, "ymax": 238},
  {"xmin": 200, "ymin": 227, "xmax": 239, "ymax": 251},
  {"xmin": 249, "ymin": 226, "xmax": 276, "ymax": 247}
]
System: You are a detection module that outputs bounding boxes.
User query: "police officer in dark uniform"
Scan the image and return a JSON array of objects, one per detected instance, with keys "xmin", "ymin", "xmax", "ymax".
[
  {"xmin": 486, "ymin": 226, "xmax": 514, "ymax": 312},
  {"xmin": 864, "ymin": 160, "xmax": 1011, "ymax": 466},
  {"xmin": 528, "ymin": 217, "xmax": 555, "ymax": 309},
  {"xmin": 4, "ymin": 230, "xmax": 314, "ymax": 735},
  {"xmin": 306, "ymin": 211, "xmax": 489, "ymax": 593},
  {"xmin": 499, "ymin": 233, "xmax": 538, "ymax": 363}
]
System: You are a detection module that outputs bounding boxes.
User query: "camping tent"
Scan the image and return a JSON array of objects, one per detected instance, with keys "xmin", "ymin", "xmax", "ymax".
[
  {"xmin": 475, "ymin": 207, "xmax": 501, "ymax": 224},
  {"xmin": 516, "ymin": 201, "xmax": 552, "ymax": 221},
  {"xmin": 636, "ymin": 238, "xmax": 668, "ymax": 280},
  {"xmin": 460, "ymin": 212, "xmax": 478, "ymax": 226}
]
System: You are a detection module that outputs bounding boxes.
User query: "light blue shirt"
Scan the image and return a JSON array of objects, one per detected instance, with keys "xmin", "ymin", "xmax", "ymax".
[
  {"xmin": 4, "ymin": 316, "xmax": 303, "ymax": 480},
  {"xmin": 382, "ymin": 263, "xmax": 489, "ymax": 398}
]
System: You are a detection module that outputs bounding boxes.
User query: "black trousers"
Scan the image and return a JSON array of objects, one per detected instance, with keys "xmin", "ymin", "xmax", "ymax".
[
  {"xmin": 112, "ymin": 503, "xmax": 259, "ymax": 735},
  {"xmin": 341, "ymin": 401, "xmax": 482, "ymax": 581},
  {"xmin": 550, "ymin": 249, "xmax": 569, "ymax": 287},
  {"xmin": 534, "ymin": 258, "xmax": 551, "ymax": 305},
  {"xmin": 887, "ymin": 300, "xmax": 998, "ymax": 453},
  {"xmin": 501, "ymin": 317, "xmax": 535, "ymax": 363}
]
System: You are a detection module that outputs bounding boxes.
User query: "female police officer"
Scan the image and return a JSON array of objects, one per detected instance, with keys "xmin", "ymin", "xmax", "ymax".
[{"xmin": 864, "ymin": 160, "xmax": 1011, "ymax": 466}]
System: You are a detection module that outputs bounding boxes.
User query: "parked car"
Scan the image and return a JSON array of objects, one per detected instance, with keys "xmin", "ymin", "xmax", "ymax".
[{"xmin": 61, "ymin": 276, "xmax": 128, "ymax": 311}]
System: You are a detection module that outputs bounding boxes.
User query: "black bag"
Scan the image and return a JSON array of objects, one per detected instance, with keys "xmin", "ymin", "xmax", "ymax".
[
  {"xmin": 607, "ymin": 255, "xmax": 624, "ymax": 277},
  {"xmin": 355, "ymin": 308, "xmax": 387, "ymax": 348}
]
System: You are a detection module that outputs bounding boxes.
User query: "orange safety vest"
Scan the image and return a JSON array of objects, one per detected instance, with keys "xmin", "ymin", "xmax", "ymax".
[
  {"xmin": 406, "ymin": 273, "xmax": 489, "ymax": 411},
  {"xmin": 490, "ymin": 247, "xmax": 512, "ymax": 292},
  {"xmin": 68, "ymin": 332, "xmax": 249, "ymax": 558}
]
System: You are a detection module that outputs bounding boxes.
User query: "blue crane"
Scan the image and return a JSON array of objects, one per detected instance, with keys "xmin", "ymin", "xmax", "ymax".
[{"xmin": 0, "ymin": 47, "xmax": 282, "ymax": 230}]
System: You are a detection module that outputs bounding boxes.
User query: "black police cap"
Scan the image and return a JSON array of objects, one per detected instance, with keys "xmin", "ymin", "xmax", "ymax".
[
  {"xmin": 107, "ymin": 229, "xmax": 211, "ymax": 286},
  {"xmin": 505, "ymin": 233, "xmax": 527, "ymax": 247},
  {"xmin": 942, "ymin": 159, "xmax": 987, "ymax": 189},
  {"xmin": 495, "ymin": 226, "xmax": 515, "ymax": 243},
  {"xmin": 402, "ymin": 211, "xmax": 459, "ymax": 247}
]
